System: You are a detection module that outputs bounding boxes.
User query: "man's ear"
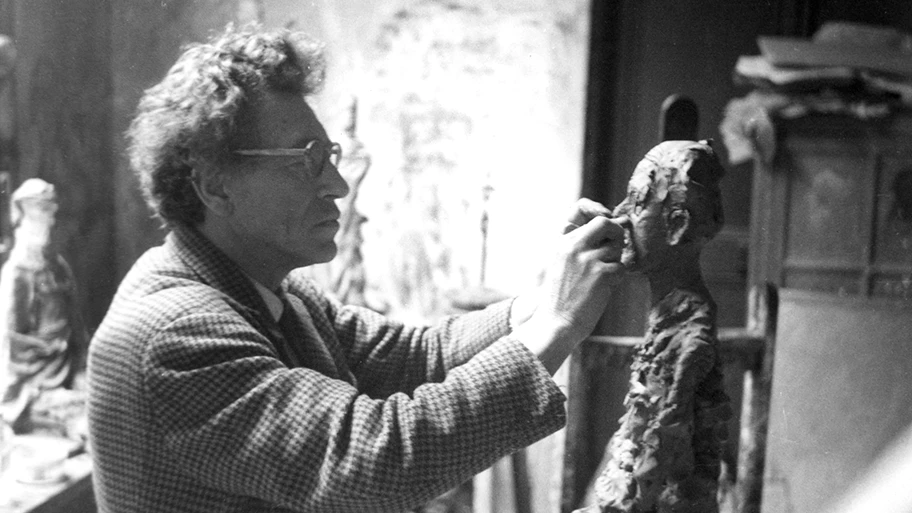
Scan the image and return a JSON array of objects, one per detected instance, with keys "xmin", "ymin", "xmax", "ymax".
[
  {"xmin": 190, "ymin": 165, "xmax": 234, "ymax": 217},
  {"xmin": 666, "ymin": 208, "xmax": 690, "ymax": 246}
]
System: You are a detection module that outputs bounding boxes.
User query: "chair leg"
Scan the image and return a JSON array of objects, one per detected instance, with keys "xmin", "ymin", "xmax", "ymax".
[{"xmin": 735, "ymin": 283, "xmax": 778, "ymax": 513}]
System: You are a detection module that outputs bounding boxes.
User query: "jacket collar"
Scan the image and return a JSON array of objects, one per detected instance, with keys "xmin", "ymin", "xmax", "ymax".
[{"xmin": 166, "ymin": 224, "xmax": 273, "ymax": 321}]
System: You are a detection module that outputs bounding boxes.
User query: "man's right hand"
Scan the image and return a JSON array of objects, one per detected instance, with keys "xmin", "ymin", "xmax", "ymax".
[{"xmin": 512, "ymin": 199, "xmax": 627, "ymax": 374}]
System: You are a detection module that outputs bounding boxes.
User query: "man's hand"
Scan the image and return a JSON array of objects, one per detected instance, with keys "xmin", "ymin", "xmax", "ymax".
[
  {"xmin": 563, "ymin": 197, "xmax": 615, "ymax": 234},
  {"xmin": 511, "ymin": 199, "xmax": 627, "ymax": 374}
]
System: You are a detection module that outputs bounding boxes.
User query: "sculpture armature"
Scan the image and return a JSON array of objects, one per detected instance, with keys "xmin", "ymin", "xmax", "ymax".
[{"xmin": 579, "ymin": 140, "xmax": 732, "ymax": 513}]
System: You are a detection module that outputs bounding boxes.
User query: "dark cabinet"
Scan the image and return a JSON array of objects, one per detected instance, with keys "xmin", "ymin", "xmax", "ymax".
[
  {"xmin": 750, "ymin": 113, "xmax": 912, "ymax": 299},
  {"xmin": 750, "ymin": 113, "xmax": 912, "ymax": 513}
]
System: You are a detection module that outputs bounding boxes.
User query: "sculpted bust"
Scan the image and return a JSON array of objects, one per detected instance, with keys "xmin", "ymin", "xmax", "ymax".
[
  {"xmin": 579, "ymin": 140, "xmax": 732, "ymax": 513},
  {"xmin": 0, "ymin": 179, "xmax": 84, "ymax": 407}
]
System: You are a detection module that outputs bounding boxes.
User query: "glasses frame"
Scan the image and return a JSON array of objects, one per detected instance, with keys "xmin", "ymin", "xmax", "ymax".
[{"xmin": 232, "ymin": 140, "xmax": 342, "ymax": 180}]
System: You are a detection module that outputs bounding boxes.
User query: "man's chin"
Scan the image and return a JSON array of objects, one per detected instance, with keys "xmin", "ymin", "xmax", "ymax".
[
  {"xmin": 293, "ymin": 242, "xmax": 337, "ymax": 268},
  {"xmin": 313, "ymin": 244, "xmax": 338, "ymax": 265}
]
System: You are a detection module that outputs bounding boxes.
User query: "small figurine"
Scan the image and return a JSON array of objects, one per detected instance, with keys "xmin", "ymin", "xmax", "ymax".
[
  {"xmin": 0, "ymin": 179, "xmax": 85, "ymax": 411},
  {"xmin": 578, "ymin": 140, "xmax": 732, "ymax": 513}
]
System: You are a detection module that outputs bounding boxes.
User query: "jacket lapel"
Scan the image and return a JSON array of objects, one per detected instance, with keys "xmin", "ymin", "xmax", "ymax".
[
  {"xmin": 276, "ymin": 293, "xmax": 342, "ymax": 379},
  {"xmin": 167, "ymin": 226, "xmax": 355, "ymax": 383}
]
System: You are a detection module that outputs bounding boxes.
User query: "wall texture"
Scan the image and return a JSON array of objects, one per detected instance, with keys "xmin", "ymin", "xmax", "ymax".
[
  {"xmin": 111, "ymin": 0, "xmax": 245, "ymax": 282},
  {"xmin": 5, "ymin": 0, "xmax": 116, "ymax": 329}
]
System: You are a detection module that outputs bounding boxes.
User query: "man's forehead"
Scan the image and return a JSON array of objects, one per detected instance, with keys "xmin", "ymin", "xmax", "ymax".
[{"xmin": 240, "ymin": 91, "xmax": 327, "ymax": 149}]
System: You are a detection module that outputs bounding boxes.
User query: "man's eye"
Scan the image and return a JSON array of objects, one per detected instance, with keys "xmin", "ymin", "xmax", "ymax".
[
  {"xmin": 280, "ymin": 160, "xmax": 313, "ymax": 177},
  {"xmin": 281, "ymin": 160, "xmax": 309, "ymax": 172},
  {"xmin": 305, "ymin": 152, "xmax": 325, "ymax": 169}
]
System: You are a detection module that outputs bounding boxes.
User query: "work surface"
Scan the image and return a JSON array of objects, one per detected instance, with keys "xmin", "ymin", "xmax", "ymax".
[{"xmin": 0, "ymin": 447, "xmax": 94, "ymax": 513}]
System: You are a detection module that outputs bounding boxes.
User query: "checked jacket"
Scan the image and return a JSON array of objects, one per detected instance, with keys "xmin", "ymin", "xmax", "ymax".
[{"xmin": 87, "ymin": 225, "xmax": 566, "ymax": 513}]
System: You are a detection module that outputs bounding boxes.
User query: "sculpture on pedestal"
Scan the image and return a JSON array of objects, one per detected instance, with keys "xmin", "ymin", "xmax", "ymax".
[
  {"xmin": 0, "ymin": 179, "xmax": 85, "ymax": 409},
  {"xmin": 578, "ymin": 140, "xmax": 732, "ymax": 513}
]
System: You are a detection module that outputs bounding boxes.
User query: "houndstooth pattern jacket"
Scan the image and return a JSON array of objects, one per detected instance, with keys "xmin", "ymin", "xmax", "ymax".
[{"xmin": 87, "ymin": 225, "xmax": 566, "ymax": 513}]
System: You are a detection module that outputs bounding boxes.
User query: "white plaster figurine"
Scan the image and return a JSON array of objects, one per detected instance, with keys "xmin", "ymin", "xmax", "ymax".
[
  {"xmin": 578, "ymin": 140, "xmax": 732, "ymax": 513},
  {"xmin": 0, "ymin": 178, "xmax": 85, "ymax": 413}
]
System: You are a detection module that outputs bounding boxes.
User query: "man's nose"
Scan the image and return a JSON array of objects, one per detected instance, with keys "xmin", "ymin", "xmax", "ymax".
[{"xmin": 320, "ymin": 161, "xmax": 350, "ymax": 199}]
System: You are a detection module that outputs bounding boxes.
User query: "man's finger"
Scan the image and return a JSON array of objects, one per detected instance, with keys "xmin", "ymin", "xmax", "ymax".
[
  {"xmin": 566, "ymin": 198, "xmax": 612, "ymax": 228},
  {"xmin": 600, "ymin": 262, "xmax": 627, "ymax": 280},
  {"xmin": 573, "ymin": 215, "xmax": 625, "ymax": 248},
  {"xmin": 562, "ymin": 221, "xmax": 582, "ymax": 235},
  {"xmin": 591, "ymin": 242, "xmax": 624, "ymax": 264}
]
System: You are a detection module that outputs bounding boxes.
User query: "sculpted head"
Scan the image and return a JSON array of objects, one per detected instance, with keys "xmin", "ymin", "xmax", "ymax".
[
  {"xmin": 612, "ymin": 140, "xmax": 725, "ymax": 272},
  {"xmin": 11, "ymin": 178, "xmax": 58, "ymax": 231}
]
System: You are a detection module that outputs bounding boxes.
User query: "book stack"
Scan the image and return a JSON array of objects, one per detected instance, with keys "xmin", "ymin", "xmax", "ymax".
[{"xmin": 734, "ymin": 21, "xmax": 912, "ymax": 106}]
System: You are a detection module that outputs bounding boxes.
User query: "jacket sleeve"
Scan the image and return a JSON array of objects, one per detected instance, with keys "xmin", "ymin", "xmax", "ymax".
[
  {"xmin": 291, "ymin": 275, "xmax": 518, "ymax": 398},
  {"xmin": 144, "ymin": 303, "xmax": 566, "ymax": 512}
]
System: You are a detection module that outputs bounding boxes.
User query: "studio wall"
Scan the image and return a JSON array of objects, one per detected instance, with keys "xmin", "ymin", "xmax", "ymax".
[{"xmin": 2, "ymin": 0, "xmax": 116, "ymax": 330}]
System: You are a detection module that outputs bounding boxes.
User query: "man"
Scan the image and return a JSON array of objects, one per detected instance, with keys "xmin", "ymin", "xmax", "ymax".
[{"xmin": 88, "ymin": 24, "xmax": 626, "ymax": 513}]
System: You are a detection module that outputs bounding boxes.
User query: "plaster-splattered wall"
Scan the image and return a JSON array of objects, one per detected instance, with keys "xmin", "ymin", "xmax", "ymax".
[
  {"xmin": 354, "ymin": 2, "xmax": 589, "ymax": 322},
  {"xmin": 110, "ymin": 0, "xmax": 591, "ymax": 326}
]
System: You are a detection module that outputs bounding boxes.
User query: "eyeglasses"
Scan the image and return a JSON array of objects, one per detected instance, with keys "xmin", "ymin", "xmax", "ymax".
[{"xmin": 233, "ymin": 139, "xmax": 342, "ymax": 180}]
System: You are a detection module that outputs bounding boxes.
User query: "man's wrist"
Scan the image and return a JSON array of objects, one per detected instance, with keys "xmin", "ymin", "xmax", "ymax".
[
  {"xmin": 510, "ymin": 315, "xmax": 575, "ymax": 375},
  {"xmin": 509, "ymin": 293, "xmax": 537, "ymax": 331}
]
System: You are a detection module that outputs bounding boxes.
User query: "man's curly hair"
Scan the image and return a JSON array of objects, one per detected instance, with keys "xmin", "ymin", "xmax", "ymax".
[{"xmin": 127, "ymin": 24, "xmax": 326, "ymax": 227}]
